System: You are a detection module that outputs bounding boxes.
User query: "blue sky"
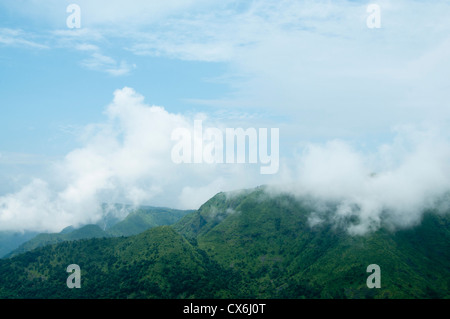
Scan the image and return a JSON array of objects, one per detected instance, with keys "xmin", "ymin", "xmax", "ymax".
[{"xmin": 1, "ymin": 0, "xmax": 450, "ymax": 232}]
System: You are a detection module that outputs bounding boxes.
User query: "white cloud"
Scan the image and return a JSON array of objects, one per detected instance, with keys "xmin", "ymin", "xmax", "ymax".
[
  {"xmin": 0, "ymin": 178, "xmax": 100, "ymax": 233},
  {"xmin": 0, "ymin": 87, "xmax": 449, "ymax": 234},
  {"xmin": 6, "ymin": 1, "xmax": 450, "ymax": 129},
  {"xmin": 0, "ymin": 87, "xmax": 183, "ymax": 231},
  {"xmin": 81, "ymin": 53, "xmax": 135, "ymax": 76},
  {"xmin": 0, "ymin": 87, "xmax": 265, "ymax": 232},
  {"xmin": 0, "ymin": 28, "xmax": 48, "ymax": 49},
  {"xmin": 273, "ymin": 125, "xmax": 450, "ymax": 235},
  {"xmin": 123, "ymin": 0, "xmax": 450, "ymax": 140},
  {"xmin": 74, "ymin": 43, "xmax": 136, "ymax": 76}
]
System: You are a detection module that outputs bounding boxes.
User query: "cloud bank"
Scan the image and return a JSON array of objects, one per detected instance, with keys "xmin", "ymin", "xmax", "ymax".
[
  {"xmin": 270, "ymin": 126, "xmax": 450, "ymax": 235},
  {"xmin": 0, "ymin": 88, "xmax": 265, "ymax": 232},
  {"xmin": 1, "ymin": 88, "xmax": 449, "ymax": 234}
]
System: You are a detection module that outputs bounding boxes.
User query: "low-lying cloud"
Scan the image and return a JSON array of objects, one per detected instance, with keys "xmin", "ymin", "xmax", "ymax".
[
  {"xmin": 0, "ymin": 87, "xmax": 263, "ymax": 232},
  {"xmin": 1, "ymin": 88, "xmax": 449, "ymax": 234},
  {"xmin": 271, "ymin": 126, "xmax": 450, "ymax": 235}
]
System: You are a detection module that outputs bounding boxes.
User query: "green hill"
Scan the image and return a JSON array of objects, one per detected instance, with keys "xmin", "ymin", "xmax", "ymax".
[
  {"xmin": 5, "ymin": 225, "xmax": 111, "ymax": 258},
  {"xmin": 175, "ymin": 187, "xmax": 449, "ymax": 298},
  {"xmin": 107, "ymin": 206, "xmax": 193, "ymax": 237},
  {"xmin": 0, "ymin": 226, "xmax": 237, "ymax": 299},
  {"xmin": 5, "ymin": 206, "xmax": 193, "ymax": 258},
  {"xmin": 0, "ymin": 186, "xmax": 448, "ymax": 299}
]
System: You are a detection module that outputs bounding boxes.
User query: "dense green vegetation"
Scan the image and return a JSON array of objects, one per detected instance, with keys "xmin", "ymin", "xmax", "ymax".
[
  {"xmin": 175, "ymin": 187, "xmax": 450, "ymax": 298},
  {"xmin": 5, "ymin": 206, "xmax": 192, "ymax": 258},
  {"xmin": 0, "ymin": 227, "xmax": 238, "ymax": 298},
  {"xmin": 0, "ymin": 186, "xmax": 448, "ymax": 299}
]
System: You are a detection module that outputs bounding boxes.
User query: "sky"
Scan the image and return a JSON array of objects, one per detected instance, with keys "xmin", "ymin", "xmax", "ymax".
[{"xmin": 1, "ymin": 0, "xmax": 450, "ymax": 233}]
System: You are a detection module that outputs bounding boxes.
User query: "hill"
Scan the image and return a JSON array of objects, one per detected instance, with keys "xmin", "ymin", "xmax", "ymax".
[
  {"xmin": 175, "ymin": 187, "xmax": 450, "ymax": 298},
  {"xmin": 107, "ymin": 206, "xmax": 192, "ymax": 236},
  {"xmin": 0, "ymin": 226, "xmax": 237, "ymax": 298},
  {"xmin": 0, "ymin": 186, "xmax": 448, "ymax": 298},
  {"xmin": 5, "ymin": 206, "xmax": 192, "ymax": 258}
]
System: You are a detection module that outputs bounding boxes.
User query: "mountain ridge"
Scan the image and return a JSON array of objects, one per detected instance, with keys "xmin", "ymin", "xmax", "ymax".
[
  {"xmin": 0, "ymin": 186, "xmax": 448, "ymax": 298},
  {"xmin": 4, "ymin": 206, "xmax": 193, "ymax": 258}
]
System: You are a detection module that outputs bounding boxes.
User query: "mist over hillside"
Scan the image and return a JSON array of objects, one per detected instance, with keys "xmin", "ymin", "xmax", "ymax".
[{"xmin": 0, "ymin": 186, "xmax": 448, "ymax": 299}]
